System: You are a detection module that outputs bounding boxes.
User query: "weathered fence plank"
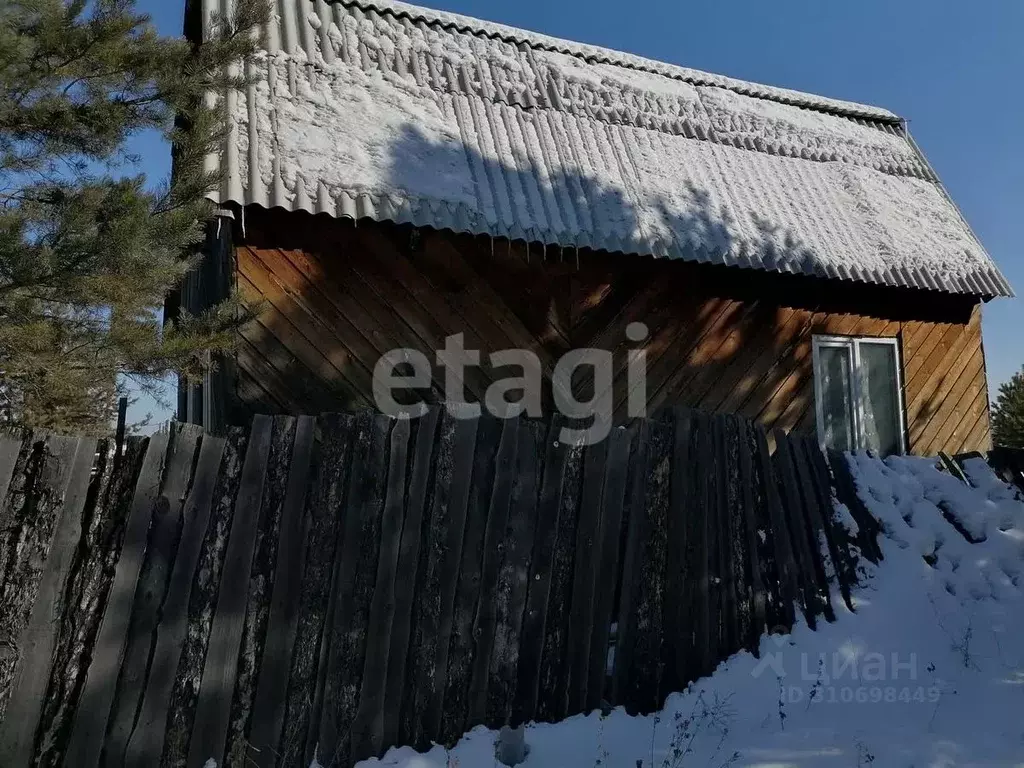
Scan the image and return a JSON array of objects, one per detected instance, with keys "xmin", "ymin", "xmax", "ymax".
[
  {"xmin": 689, "ymin": 411, "xmax": 714, "ymax": 677},
  {"xmin": 565, "ymin": 437, "xmax": 608, "ymax": 713},
  {"xmin": 247, "ymin": 415, "xmax": 316, "ymax": 767},
  {"xmin": 294, "ymin": 416, "xmax": 355, "ymax": 767},
  {"xmin": 317, "ymin": 412, "xmax": 392, "ymax": 766},
  {"xmin": 486, "ymin": 418, "xmax": 542, "ymax": 727},
  {"xmin": 753, "ymin": 426, "xmax": 797, "ymax": 631},
  {"xmin": 771, "ymin": 430, "xmax": 821, "ymax": 628},
  {"xmin": 661, "ymin": 408, "xmax": 694, "ymax": 696},
  {"xmin": 350, "ymin": 417, "xmax": 411, "ymax": 761},
  {"xmin": 65, "ymin": 433, "xmax": 168, "ymax": 768},
  {"xmin": 827, "ymin": 449, "xmax": 884, "ymax": 563},
  {"xmin": 536, "ymin": 435, "xmax": 583, "ymax": 722},
  {"xmin": 713, "ymin": 415, "xmax": 739, "ymax": 658},
  {"xmin": 386, "ymin": 408, "xmax": 440, "ymax": 749},
  {"xmin": 780, "ymin": 432, "xmax": 835, "ymax": 622},
  {"xmin": 187, "ymin": 415, "xmax": 273, "ymax": 767},
  {"xmin": 411, "ymin": 410, "xmax": 479, "ymax": 747},
  {"xmin": 736, "ymin": 420, "xmax": 767, "ymax": 651},
  {"xmin": 800, "ymin": 438, "xmax": 855, "ymax": 611},
  {"xmin": 587, "ymin": 426, "xmax": 633, "ymax": 712},
  {"xmin": 440, "ymin": 413, "xmax": 501, "ymax": 745},
  {"xmin": 514, "ymin": 416, "xmax": 571, "ymax": 725},
  {"xmin": 467, "ymin": 416, "xmax": 520, "ymax": 724},
  {"xmin": 0, "ymin": 436, "xmax": 93, "ymax": 766},
  {"xmin": 125, "ymin": 435, "xmax": 226, "ymax": 767},
  {"xmin": 107, "ymin": 424, "xmax": 203, "ymax": 767}
]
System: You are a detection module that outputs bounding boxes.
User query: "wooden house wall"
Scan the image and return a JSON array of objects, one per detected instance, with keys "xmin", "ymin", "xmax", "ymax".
[{"xmin": 228, "ymin": 209, "xmax": 991, "ymax": 456}]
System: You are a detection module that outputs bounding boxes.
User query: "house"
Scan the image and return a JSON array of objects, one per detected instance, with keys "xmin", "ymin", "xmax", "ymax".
[{"xmin": 177, "ymin": 0, "xmax": 1012, "ymax": 456}]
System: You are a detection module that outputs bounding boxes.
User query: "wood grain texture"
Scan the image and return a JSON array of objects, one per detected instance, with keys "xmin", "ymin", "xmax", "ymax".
[{"xmin": 233, "ymin": 212, "xmax": 990, "ymax": 457}]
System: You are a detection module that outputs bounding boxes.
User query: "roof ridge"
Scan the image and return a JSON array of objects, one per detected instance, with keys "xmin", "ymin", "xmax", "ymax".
[{"xmin": 337, "ymin": 0, "xmax": 903, "ymax": 124}]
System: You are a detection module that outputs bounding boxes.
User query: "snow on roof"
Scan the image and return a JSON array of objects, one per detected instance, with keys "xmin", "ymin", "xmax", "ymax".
[{"xmin": 199, "ymin": 0, "xmax": 1012, "ymax": 297}]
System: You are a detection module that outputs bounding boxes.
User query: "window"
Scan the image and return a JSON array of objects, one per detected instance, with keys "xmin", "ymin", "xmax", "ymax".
[{"xmin": 812, "ymin": 336, "xmax": 905, "ymax": 455}]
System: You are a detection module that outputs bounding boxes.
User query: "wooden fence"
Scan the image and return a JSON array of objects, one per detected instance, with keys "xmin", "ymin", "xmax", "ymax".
[{"xmin": 0, "ymin": 407, "xmax": 872, "ymax": 768}]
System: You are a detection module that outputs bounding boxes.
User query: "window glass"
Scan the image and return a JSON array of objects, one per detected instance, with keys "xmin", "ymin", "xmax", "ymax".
[
  {"xmin": 818, "ymin": 345, "xmax": 855, "ymax": 452},
  {"xmin": 859, "ymin": 342, "xmax": 900, "ymax": 456}
]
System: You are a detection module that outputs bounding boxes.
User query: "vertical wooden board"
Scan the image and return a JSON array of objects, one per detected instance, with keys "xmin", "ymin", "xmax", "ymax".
[
  {"xmin": 350, "ymin": 418, "xmax": 411, "ymax": 762},
  {"xmin": 661, "ymin": 408, "xmax": 694, "ymax": 697},
  {"xmin": 704, "ymin": 413, "xmax": 723, "ymax": 669},
  {"xmin": 770, "ymin": 431, "xmax": 820, "ymax": 628},
  {"xmin": 800, "ymin": 438, "xmax": 855, "ymax": 611},
  {"xmin": 615, "ymin": 420, "xmax": 670, "ymax": 714},
  {"xmin": 316, "ymin": 412, "xmax": 392, "ymax": 766},
  {"xmin": 536, "ymin": 436, "xmax": 583, "ymax": 723},
  {"xmin": 279, "ymin": 417, "xmax": 353, "ymax": 768},
  {"xmin": 753, "ymin": 426, "xmax": 797, "ymax": 631},
  {"xmin": 247, "ymin": 416, "xmax": 317, "ymax": 767},
  {"xmin": 0, "ymin": 436, "xmax": 92, "ymax": 766},
  {"xmin": 586, "ymin": 426, "xmax": 633, "ymax": 712},
  {"xmin": 125, "ymin": 435, "xmax": 227, "ymax": 767},
  {"xmin": 486, "ymin": 417, "xmax": 543, "ymax": 727},
  {"xmin": 826, "ymin": 449, "xmax": 883, "ymax": 564},
  {"xmin": 564, "ymin": 437, "xmax": 608, "ymax": 714},
  {"xmin": 225, "ymin": 416, "xmax": 299, "ymax": 768},
  {"xmin": 106, "ymin": 424, "xmax": 203, "ymax": 768},
  {"xmin": 737, "ymin": 419, "xmax": 767, "ymax": 651},
  {"xmin": 65, "ymin": 433, "xmax": 169, "ymax": 768},
  {"xmin": 161, "ymin": 426, "xmax": 248, "ymax": 768},
  {"xmin": 440, "ymin": 413, "xmax": 502, "ymax": 744},
  {"xmin": 186, "ymin": 416, "xmax": 273, "ymax": 767},
  {"xmin": 385, "ymin": 408, "xmax": 440, "ymax": 750},
  {"xmin": 467, "ymin": 417, "xmax": 520, "ymax": 726},
  {"xmin": 514, "ymin": 416, "xmax": 571, "ymax": 726},
  {"xmin": 714, "ymin": 414, "xmax": 740, "ymax": 658},
  {"xmin": 784, "ymin": 433, "xmax": 836, "ymax": 622},
  {"xmin": 690, "ymin": 411, "xmax": 714, "ymax": 677},
  {"xmin": 724, "ymin": 415, "xmax": 751, "ymax": 657}
]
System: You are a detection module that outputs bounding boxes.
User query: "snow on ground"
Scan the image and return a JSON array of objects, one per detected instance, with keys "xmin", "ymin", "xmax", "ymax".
[{"xmin": 349, "ymin": 455, "xmax": 1024, "ymax": 767}]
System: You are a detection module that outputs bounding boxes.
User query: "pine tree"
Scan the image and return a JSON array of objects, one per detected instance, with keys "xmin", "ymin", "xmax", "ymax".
[
  {"xmin": 991, "ymin": 367, "xmax": 1024, "ymax": 448},
  {"xmin": 0, "ymin": 0, "xmax": 270, "ymax": 433}
]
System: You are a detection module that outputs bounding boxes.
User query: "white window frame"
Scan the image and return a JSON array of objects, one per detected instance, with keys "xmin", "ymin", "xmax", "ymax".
[{"xmin": 812, "ymin": 335, "xmax": 906, "ymax": 455}]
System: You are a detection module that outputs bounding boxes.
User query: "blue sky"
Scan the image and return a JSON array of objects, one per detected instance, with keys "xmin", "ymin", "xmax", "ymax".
[{"xmin": 131, "ymin": 0, "xmax": 1022, "ymax": 425}]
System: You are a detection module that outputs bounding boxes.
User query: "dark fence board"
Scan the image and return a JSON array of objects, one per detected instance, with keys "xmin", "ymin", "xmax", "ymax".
[
  {"xmin": 317, "ymin": 412, "xmax": 392, "ymax": 766},
  {"xmin": 441, "ymin": 413, "xmax": 502, "ymax": 744},
  {"xmin": 247, "ymin": 415, "xmax": 316, "ymax": 767},
  {"xmin": 737, "ymin": 420, "xmax": 767, "ymax": 651},
  {"xmin": 386, "ymin": 408, "xmax": 440, "ymax": 749},
  {"xmin": 827, "ymin": 449, "xmax": 884, "ymax": 563},
  {"xmin": 351, "ymin": 417, "xmax": 411, "ymax": 761},
  {"xmin": 293, "ymin": 416, "xmax": 355, "ymax": 767},
  {"xmin": 753, "ymin": 426, "xmax": 797, "ymax": 631},
  {"xmin": 225, "ymin": 416, "xmax": 298, "ymax": 767},
  {"xmin": 536, "ymin": 436, "xmax": 583, "ymax": 722},
  {"xmin": 467, "ymin": 416, "xmax": 520, "ymax": 725},
  {"xmin": 661, "ymin": 408, "xmax": 694, "ymax": 696},
  {"xmin": 412, "ymin": 411, "xmax": 479, "ymax": 746},
  {"xmin": 486, "ymin": 418, "xmax": 542, "ymax": 727},
  {"xmin": 713, "ymin": 415, "xmax": 739, "ymax": 657},
  {"xmin": 565, "ymin": 437, "xmax": 608, "ymax": 713},
  {"xmin": 692, "ymin": 411, "xmax": 715, "ymax": 676},
  {"xmin": 800, "ymin": 438, "xmax": 855, "ymax": 612},
  {"xmin": 0, "ymin": 436, "xmax": 92, "ymax": 766},
  {"xmin": 783, "ymin": 433, "xmax": 836, "ymax": 623},
  {"xmin": 126, "ymin": 435, "xmax": 226, "ymax": 767},
  {"xmin": 65, "ymin": 433, "xmax": 168, "ymax": 768},
  {"xmin": 186, "ymin": 415, "xmax": 273, "ymax": 767},
  {"xmin": 107, "ymin": 424, "xmax": 203, "ymax": 767},
  {"xmin": 587, "ymin": 426, "xmax": 633, "ymax": 712},
  {"xmin": 514, "ymin": 416, "xmax": 570, "ymax": 726},
  {"xmin": 724, "ymin": 415, "xmax": 751, "ymax": 657},
  {"xmin": 771, "ymin": 431, "xmax": 822, "ymax": 628}
]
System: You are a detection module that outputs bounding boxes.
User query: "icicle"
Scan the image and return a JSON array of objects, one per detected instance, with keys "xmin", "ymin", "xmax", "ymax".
[
  {"xmin": 575, "ymin": 245, "xmax": 580, "ymax": 270},
  {"xmin": 216, "ymin": 217, "xmax": 222, "ymax": 239},
  {"xmin": 543, "ymin": 242, "xmax": 547, "ymax": 262},
  {"xmin": 241, "ymin": 206, "xmax": 246, "ymax": 240}
]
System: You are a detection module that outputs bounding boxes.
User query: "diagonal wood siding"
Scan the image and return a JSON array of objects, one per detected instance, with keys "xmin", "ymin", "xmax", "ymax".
[{"xmin": 232, "ymin": 209, "xmax": 991, "ymax": 456}]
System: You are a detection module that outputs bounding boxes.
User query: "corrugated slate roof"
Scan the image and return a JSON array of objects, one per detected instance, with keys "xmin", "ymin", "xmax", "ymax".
[{"xmin": 199, "ymin": 0, "xmax": 1013, "ymax": 298}]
